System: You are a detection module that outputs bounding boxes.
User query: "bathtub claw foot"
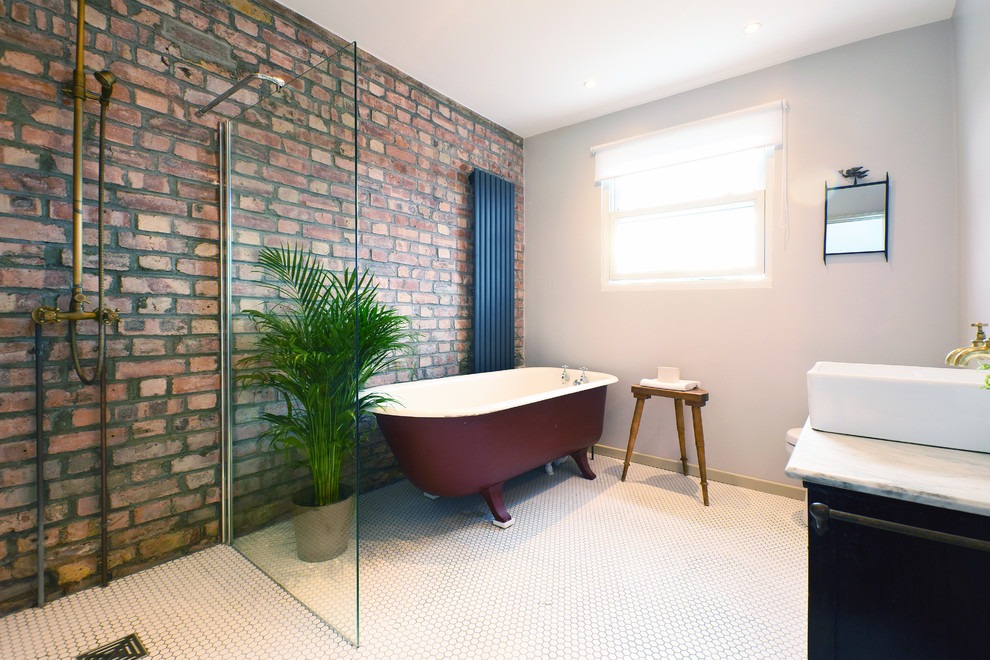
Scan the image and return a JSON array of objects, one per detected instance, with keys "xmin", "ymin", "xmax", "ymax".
[
  {"xmin": 570, "ymin": 448, "xmax": 597, "ymax": 480},
  {"xmin": 480, "ymin": 482, "xmax": 513, "ymax": 528}
]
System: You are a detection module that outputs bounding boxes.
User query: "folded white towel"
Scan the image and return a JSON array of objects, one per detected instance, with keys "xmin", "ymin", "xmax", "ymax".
[{"xmin": 640, "ymin": 378, "xmax": 700, "ymax": 391}]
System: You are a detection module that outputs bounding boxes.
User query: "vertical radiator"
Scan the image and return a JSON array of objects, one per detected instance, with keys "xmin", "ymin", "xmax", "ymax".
[{"xmin": 470, "ymin": 169, "xmax": 515, "ymax": 373}]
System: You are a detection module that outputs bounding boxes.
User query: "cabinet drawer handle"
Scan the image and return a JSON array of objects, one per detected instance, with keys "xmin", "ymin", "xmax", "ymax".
[{"xmin": 809, "ymin": 502, "xmax": 990, "ymax": 553}]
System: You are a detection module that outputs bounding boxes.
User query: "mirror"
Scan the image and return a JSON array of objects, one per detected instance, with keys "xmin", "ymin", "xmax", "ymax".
[{"xmin": 823, "ymin": 174, "xmax": 888, "ymax": 262}]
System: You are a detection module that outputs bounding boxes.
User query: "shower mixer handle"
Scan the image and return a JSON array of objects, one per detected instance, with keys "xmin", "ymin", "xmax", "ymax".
[
  {"xmin": 100, "ymin": 307, "xmax": 120, "ymax": 324},
  {"xmin": 31, "ymin": 306, "xmax": 59, "ymax": 324}
]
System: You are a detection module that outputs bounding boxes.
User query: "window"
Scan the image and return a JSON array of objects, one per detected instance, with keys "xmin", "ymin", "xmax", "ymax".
[{"xmin": 594, "ymin": 101, "xmax": 786, "ymax": 288}]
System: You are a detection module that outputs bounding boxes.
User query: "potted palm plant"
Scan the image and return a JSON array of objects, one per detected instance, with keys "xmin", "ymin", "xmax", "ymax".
[{"xmin": 238, "ymin": 243, "xmax": 413, "ymax": 561}]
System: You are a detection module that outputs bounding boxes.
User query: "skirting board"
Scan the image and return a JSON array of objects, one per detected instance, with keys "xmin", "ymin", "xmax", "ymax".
[{"xmin": 593, "ymin": 444, "xmax": 806, "ymax": 501}]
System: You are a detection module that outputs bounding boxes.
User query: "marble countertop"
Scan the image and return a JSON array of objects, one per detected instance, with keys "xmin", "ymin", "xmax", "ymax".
[{"xmin": 785, "ymin": 419, "xmax": 990, "ymax": 517}]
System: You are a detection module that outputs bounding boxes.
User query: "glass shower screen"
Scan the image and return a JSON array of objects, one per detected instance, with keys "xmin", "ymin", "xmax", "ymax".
[{"xmin": 218, "ymin": 42, "xmax": 361, "ymax": 646}]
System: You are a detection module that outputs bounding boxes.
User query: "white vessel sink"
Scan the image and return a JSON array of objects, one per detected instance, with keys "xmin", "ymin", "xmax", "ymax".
[{"xmin": 807, "ymin": 361, "xmax": 990, "ymax": 453}]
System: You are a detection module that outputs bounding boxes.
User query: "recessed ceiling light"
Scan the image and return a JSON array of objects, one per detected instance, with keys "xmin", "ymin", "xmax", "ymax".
[
  {"xmin": 583, "ymin": 79, "xmax": 597, "ymax": 89},
  {"xmin": 744, "ymin": 22, "xmax": 762, "ymax": 34}
]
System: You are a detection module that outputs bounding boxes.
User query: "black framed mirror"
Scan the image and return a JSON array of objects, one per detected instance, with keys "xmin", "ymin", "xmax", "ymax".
[{"xmin": 823, "ymin": 173, "xmax": 889, "ymax": 263}]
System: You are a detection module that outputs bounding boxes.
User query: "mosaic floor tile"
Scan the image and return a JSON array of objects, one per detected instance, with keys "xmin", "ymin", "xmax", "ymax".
[{"xmin": 1, "ymin": 455, "xmax": 807, "ymax": 658}]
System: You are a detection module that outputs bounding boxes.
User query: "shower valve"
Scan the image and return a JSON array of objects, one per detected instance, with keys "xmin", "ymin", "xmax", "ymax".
[
  {"xmin": 30, "ymin": 305, "xmax": 118, "ymax": 324},
  {"xmin": 31, "ymin": 306, "xmax": 60, "ymax": 324}
]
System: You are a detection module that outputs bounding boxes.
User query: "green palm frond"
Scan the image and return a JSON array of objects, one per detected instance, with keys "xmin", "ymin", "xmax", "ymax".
[{"xmin": 237, "ymin": 243, "xmax": 415, "ymax": 506}]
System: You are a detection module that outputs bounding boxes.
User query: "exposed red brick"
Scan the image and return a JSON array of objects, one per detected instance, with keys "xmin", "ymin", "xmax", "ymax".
[
  {"xmin": 185, "ymin": 431, "xmax": 215, "ymax": 451},
  {"xmin": 119, "ymin": 276, "xmax": 191, "ymax": 295},
  {"xmin": 115, "ymin": 191, "xmax": 188, "ymax": 215},
  {"xmin": 184, "ymin": 469, "xmax": 214, "ymax": 490},
  {"xmin": 169, "ymin": 373, "xmax": 218, "ymax": 394},
  {"xmin": 113, "ymin": 439, "xmax": 183, "ymax": 465},
  {"xmin": 55, "ymin": 558, "xmax": 97, "ymax": 586},
  {"xmin": 0, "ymin": 0, "xmax": 523, "ymax": 619},
  {"xmin": 114, "ymin": 359, "xmax": 186, "ymax": 379},
  {"xmin": 133, "ymin": 500, "xmax": 171, "ymax": 524},
  {"xmin": 171, "ymin": 451, "xmax": 218, "ymax": 473},
  {"xmin": 137, "ymin": 528, "xmax": 195, "ymax": 559},
  {"xmin": 172, "ymin": 492, "xmax": 203, "ymax": 512},
  {"xmin": 0, "ymin": 486, "xmax": 33, "ymax": 509},
  {"xmin": 186, "ymin": 393, "xmax": 216, "ymax": 410},
  {"xmin": 110, "ymin": 479, "xmax": 180, "ymax": 510},
  {"xmin": 0, "ymin": 24, "xmax": 62, "ymax": 56}
]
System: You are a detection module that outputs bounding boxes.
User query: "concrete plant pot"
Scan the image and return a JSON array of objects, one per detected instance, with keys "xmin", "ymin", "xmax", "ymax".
[{"xmin": 291, "ymin": 486, "xmax": 354, "ymax": 562}]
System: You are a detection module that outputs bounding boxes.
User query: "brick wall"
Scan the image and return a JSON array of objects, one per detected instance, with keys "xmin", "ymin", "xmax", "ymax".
[{"xmin": 0, "ymin": 0, "xmax": 524, "ymax": 615}]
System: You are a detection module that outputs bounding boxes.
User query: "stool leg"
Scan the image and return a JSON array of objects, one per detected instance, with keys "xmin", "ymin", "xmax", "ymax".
[
  {"xmin": 674, "ymin": 399, "xmax": 688, "ymax": 476},
  {"xmin": 691, "ymin": 404, "xmax": 709, "ymax": 506},
  {"xmin": 621, "ymin": 397, "xmax": 646, "ymax": 481}
]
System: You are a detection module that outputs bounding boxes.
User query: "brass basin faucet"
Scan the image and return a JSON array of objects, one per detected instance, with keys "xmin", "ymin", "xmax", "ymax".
[{"xmin": 946, "ymin": 322, "xmax": 990, "ymax": 366}]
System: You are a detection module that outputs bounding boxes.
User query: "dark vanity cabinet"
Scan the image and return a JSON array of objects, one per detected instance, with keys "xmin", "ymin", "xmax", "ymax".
[{"xmin": 806, "ymin": 483, "xmax": 990, "ymax": 659}]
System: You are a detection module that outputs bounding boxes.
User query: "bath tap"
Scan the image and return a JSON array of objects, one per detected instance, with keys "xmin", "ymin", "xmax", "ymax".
[
  {"xmin": 561, "ymin": 365, "xmax": 570, "ymax": 384},
  {"xmin": 946, "ymin": 322, "xmax": 990, "ymax": 366},
  {"xmin": 574, "ymin": 367, "xmax": 588, "ymax": 386},
  {"xmin": 949, "ymin": 346, "xmax": 990, "ymax": 367}
]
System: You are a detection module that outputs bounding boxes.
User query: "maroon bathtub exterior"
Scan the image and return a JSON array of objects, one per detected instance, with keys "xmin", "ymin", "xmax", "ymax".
[{"xmin": 374, "ymin": 384, "xmax": 608, "ymax": 525}]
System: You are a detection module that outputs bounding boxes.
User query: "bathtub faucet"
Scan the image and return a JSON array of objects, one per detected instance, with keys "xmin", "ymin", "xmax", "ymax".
[
  {"xmin": 560, "ymin": 365, "xmax": 570, "ymax": 384},
  {"xmin": 575, "ymin": 367, "xmax": 588, "ymax": 386}
]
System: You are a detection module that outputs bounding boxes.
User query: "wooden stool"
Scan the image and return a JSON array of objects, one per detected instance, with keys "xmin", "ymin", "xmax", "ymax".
[{"xmin": 620, "ymin": 385, "xmax": 711, "ymax": 505}]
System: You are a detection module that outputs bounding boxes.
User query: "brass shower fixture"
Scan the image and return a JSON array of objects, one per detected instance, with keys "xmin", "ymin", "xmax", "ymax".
[
  {"xmin": 30, "ymin": 0, "xmax": 120, "ymax": 602},
  {"xmin": 94, "ymin": 69, "xmax": 117, "ymax": 102},
  {"xmin": 31, "ymin": 306, "xmax": 117, "ymax": 324},
  {"xmin": 60, "ymin": 69, "xmax": 117, "ymax": 104},
  {"xmin": 32, "ymin": 60, "xmax": 120, "ymax": 334},
  {"xmin": 32, "ymin": 0, "xmax": 120, "ymax": 383}
]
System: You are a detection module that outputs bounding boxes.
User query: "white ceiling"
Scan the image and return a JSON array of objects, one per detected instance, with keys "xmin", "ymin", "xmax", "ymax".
[{"xmin": 278, "ymin": 0, "xmax": 957, "ymax": 138}]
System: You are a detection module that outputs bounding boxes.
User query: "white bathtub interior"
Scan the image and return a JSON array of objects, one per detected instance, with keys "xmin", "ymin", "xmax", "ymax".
[{"xmin": 368, "ymin": 366, "xmax": 618, "ymax": 417}]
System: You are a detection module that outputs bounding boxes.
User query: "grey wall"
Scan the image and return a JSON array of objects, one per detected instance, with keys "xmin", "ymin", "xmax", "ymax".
[
  {"xmin": 523, "ymin": 22, "xmax": 959, "ymax": 486},
  {"xmin": 954, "ymin": 1, "xmax": 990, "ymax": 343}
]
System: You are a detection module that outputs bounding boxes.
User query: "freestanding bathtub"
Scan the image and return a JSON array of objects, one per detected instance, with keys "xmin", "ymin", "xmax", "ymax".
[{"xmin": 368, "ymin": 367, "xmax": 617, "ymax": 527}]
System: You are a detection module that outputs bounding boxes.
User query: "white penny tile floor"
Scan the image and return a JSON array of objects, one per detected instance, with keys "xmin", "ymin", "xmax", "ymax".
[{"xmin": 1, "ymin": 455, "xmax": 807, "ymax": 659}]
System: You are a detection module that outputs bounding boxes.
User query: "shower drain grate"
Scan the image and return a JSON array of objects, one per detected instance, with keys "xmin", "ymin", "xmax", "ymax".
[{"xmin": 76, "ymin": 633, "xmax": 148, "ymax": 659}]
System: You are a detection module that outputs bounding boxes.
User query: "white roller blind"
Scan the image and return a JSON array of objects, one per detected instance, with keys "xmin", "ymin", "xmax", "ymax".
[{"xmin": 592, "ymin": 100, "xmax": 787, "ymax": 182}]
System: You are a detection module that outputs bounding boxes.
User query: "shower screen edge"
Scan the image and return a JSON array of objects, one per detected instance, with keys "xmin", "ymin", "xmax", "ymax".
[
  {"xmin": 218, "ymin": 119, "xmax": 234, "ymax": 545},
  {"xmin": 216, "ymin": 45, "xmax": 362, "ymax": 646}
]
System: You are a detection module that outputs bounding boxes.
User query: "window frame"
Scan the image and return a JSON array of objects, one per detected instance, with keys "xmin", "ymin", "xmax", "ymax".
[{"xmin": 600, "ymin": 149, "xmax": 777, "ymax": 292}]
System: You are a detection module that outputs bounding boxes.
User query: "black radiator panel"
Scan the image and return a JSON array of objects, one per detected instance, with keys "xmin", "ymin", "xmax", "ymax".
[{"xmin": 471, "ymin": 169, "xmax": 515, "ymax": 373}]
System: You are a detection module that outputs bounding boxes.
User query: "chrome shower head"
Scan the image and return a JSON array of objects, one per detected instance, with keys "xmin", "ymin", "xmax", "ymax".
[
  {"xmin": 253, "ymin": 74, "xmax": 285, "ymax": 91},
  {"xmin": 94, "ymin": 70, "xmax": 116, "ymax": 102}
]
